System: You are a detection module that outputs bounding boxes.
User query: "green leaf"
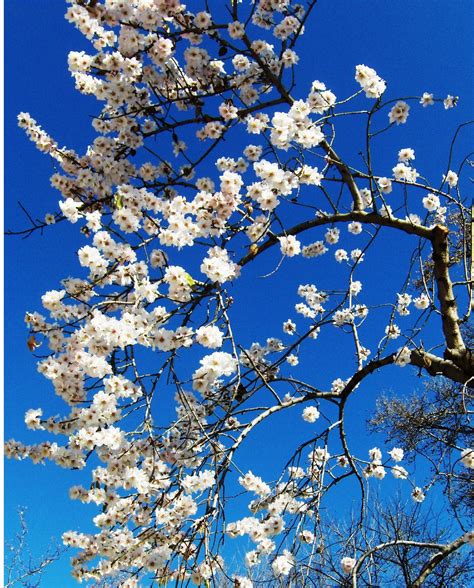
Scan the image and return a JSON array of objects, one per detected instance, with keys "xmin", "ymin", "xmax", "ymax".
[
  {"xmin": 114, "ymin": 193, "xmax": 124, "ymax": 209},
  {"xmin": 185, "ymin": 272, "xmax": 196, "ymax": 287}
]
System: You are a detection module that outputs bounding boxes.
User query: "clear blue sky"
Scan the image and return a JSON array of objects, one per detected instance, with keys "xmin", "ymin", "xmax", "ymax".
[{"xmin": 5, "ymin": 1, "xmax": 473, "ymax": 585}]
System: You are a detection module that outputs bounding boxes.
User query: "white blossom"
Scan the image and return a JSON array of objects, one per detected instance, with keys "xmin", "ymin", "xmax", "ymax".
[
  {"xmin": 460, "ymin": 448, "xmax": 474, "ymax": 469},
  {"xmin": 302, "ymin": 406, "xmax": 320, "ymax": 423},
  {"xmin": 341, "ymin": 557, "xmax": 356, "ymax": 574},
  {"xmin": 272, "ymin": 550, "xmax": 295, "ymax": 577}
]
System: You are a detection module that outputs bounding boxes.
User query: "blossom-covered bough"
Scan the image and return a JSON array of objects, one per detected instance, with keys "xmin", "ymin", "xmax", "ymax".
[{"xmin": 7, "ymin": 1, "xmax": 474, "ymax": 586}]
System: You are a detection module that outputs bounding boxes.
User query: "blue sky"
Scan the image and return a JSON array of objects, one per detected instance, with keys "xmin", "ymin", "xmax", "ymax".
[{"xmin": 5, "ymin": 1, "xmax": 473, "ymax": 585}]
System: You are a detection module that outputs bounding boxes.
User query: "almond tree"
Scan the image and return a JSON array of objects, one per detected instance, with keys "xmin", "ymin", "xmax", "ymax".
[{"xmin": 6, "ymin": 1, "xmax": 473, "ymax": 586}]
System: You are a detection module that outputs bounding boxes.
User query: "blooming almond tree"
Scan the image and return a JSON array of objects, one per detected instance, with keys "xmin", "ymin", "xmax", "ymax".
[{"xmin": 6, "ymin": 1, "xmax": 473, "ymax": 586}]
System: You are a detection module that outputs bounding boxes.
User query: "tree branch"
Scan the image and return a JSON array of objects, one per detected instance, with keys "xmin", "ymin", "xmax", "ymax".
[{"xmin": 411, "ymin": 533, "xmax": 470, "ymax": 587}]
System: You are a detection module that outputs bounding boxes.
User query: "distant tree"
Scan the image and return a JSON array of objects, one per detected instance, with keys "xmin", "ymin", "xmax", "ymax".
[
  {"xmin": 370, "ymin": 324, "xmax": 474, "ymax": 519},
  {"xmin": 5, "ymin": 509, "xmax": 64, "ymax": 588},
  {"xmin": 6, "ymin": 1, "xmax": 473, "ymax": 586}
]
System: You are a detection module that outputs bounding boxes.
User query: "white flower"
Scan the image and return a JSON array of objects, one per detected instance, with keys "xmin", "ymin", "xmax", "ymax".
[
  {"xmin": 246, "ymin": 115, "xmax": 267, "ymax": 134},
  {"xmin": 243, "ymin": 144, "xmax": 262, "ymax": 162},
  {"xmin": 355, "ymin": 65, "xmax": 386, "ymax": 98},
  {"xmin": 443, "ymin": 95, "xmax": 458, "ymax": 109},
  {"xmin": 283, "ymin": 320, "xmax": 296, "ymax": 335},
  {"xmin": 299, "ymin": 530, "xmax": 315, "ymax": 543},
  {"xmin": 369, "ymin": 447, "xmax": 382, "ymax": 463},
  {"xmin": 302, "ymin": 241, "xmax": 327, "ymax": 257},
  {"xmin": 245, "ymin": 550, "xmax": 260, "ymax": 567},
  {"xmin": 393, "ymin": 163, "xmax": 419, "ymax": 183},
  {"xmin": 297, "ymin": 164, "xmax": 323, "ymax": 185},
  {"xmin": 331, "ymin": 378, "xmax": 347, "ymax": 394},
  {"xmin": 378, "ymin": 177, "xmax": 392, "ymax": 194},
  {"xmin": 309, "ymin": 447, "xmax": 330, "ymax": 466},
  {"xmin": 239, "ymin": 471, "xmax": 271, "ymax": 497},
  {"xmin": 374, "ymin": 465, "xmax": 387, "ymax": 479},
  {"xmin": 395, "ymin": 346, "xmax": 411, "ymax": 367},
  {"xmin": 95, "ymin": 426, "xmax": 123, "ymax": 450},
  {"xmin": 388, "ymin": 447, "xmax": 404, "ymax": 462},
  {"xmin": 272, "ymin": 550, "xmax": 295, "ymax": 577},
  {"xmin": 228, "ymin": 21, "xmax": 245, "ymax": 39},
  {"xmin": 41, "ymin": 289, "xmax": 65, "ymax": 312},
  {"xmin": 398, "ymin": 148, "xmax": 415, "ymax": 162},
  {"xmin": 412, "ymin": 487, "xmax": 425, "ymax": 503},
  {"xmin": 182, "ymin": 470, "xmax": 216, "ymax": 494},
  {"xmin": 420, "ymin": 92, "xmax": 434, "ymax": 107},
  {"xmin": 444, "ymin": 170, "xmax": 458, "ymax": 187},
  {"xmin": 307, "ymin": 81, "xmax": 336, "ymax": 113},
  {"xmin": 385, "ymin": 324, "xmax": 401, "ymax": 339},
  {"xmin": 193, "ymin": 352, "xmax": 238, "ymax": 392},
  {"xmin": 77, "ymin": 246, "xmax": 107, "ymax": 272},
  {"xmin": 360, "ymin": 188, "xmax": 373, "ymax": 208},
  {"xmin": 348, "ymin": 221, "xmax": 362, "ymax": 235},
  {"xmin": 164, "ymin": 265, "xmax": 193, "ymax": 302},
  {"xmin": 200, "ymin": 247, "xmax": 239, "ymax": 283},
  {"xmin": 392, "ymin": 465, "xmax": 408, "ymax": 480},
  {"xmin": 289, "ymin": 99, "xmax": 311, "ymax": 121},
  {"xmin": 422, "ymin": 193, "xmax": 440, "ymax": 211},
  {"xmin": 414, "ymin": 294, "xmax": 430, "ymax": 310},
  {"xmin": 59, "ymin": 198, "xmax": 82, "ymax": 223},
  {"xmin": 351, "ymin": 249, "xmax": 364, "ymax": 262},
  {"xmin": 302, "ymin": 406, "xmax": 320, "ymax": 423},
  {"xmin": 195, "ymin": 325, "xmax": 223, "ymax": 349},
  {"xmin": 233, "ymin": 577, "xmax": 253, "ymax": 588},
  {"xmin": 350, "ymin": 280, "xmax": 362, "ymax": 296},
  {"xmin": 281, "ymin": 48, "xmax": 299, "ymax": 67},
  {"xmin": 397, "ymin": 293, "xmax": 412, "ymax": 315},
  {"xmin": 296, "ymin": 126, "xmax": 324, "ymax": 149},
  {"xmin": 460, "ymin": 448, "xmax": 474, "ymax": 469},
  {"xmin": 325, "ymin": 227, "xmax": 340, "ymax": 244},
  {"xmin": 334, "ymin": 249, "xmax": 348, "ymax": 263},
  {"xmin": 85, "ymin": 211, "xmax": 101, "ymax": 232},
  {"xmin": 463, "ymin": 531, "xmax": 474, "ymax": 547},
  {"xmin": 112, "ymin": 207, "xmax": 140, "ymax": 233},
  {"xmin": 25, "ymin": 408, "xmax": 43, "ymax": 430},
  {"xmin": 389, "ymin": 101, "xmax": 410, "ymax": 125},
  {"xmin": 199, "ymin": 352, "xmax": 237, "ymax": 377},
  {"xmin": 219, "ymin": 102, "xmax": 238, "ymax": 122},
  {"xmin": 279, "ymin": 235, "xmax": 301, "ymax": 257},
  {"xmin": 286, "ymin": 354, "xmax": 299, "ymax": 366},
  {"xmin": 150, "ymin": 249, "xmax": 168, "ymax": 268},
  {"xmin": 406, "ymin": 213, "xmax": 422, "ymax": 225},
  {"xmin": 341, "ymin": 556, "xmax": 356, "ymax": 574},
  {"xmin": 194, "ymin": 11, "xmax": 212, "ymax": 29},
  {"xmin": 338, "ymin": 456, "xmax": 349, "ymax": 467}
]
